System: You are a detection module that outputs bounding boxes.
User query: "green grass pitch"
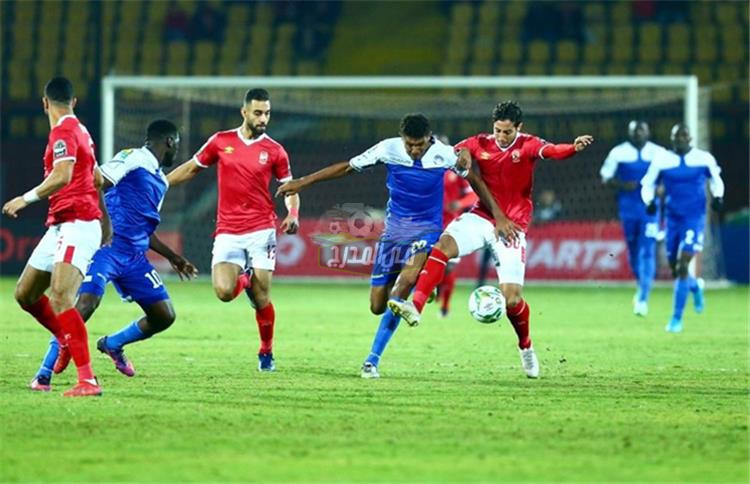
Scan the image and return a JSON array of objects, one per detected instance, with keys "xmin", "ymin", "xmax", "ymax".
[{"xmin": 1, "ymin": 277, "xmax": 747, "ymax": 482}]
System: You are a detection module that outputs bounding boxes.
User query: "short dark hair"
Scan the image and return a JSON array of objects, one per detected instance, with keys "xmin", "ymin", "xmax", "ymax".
[
  {"xmin": 44, "ymin": 77, "xmax": 74, "ymax": 104},
  {"xmin": 245, "ymin": 88, "xmax": 270, "ymax": 104},
  {"xmin": 492, "ymin": 101, "xmax": 523, "ymax": 126},
  {"xmin": 399, "ymin": 113, "xmax": 431, "ymax": 138},
  {"xmin": 146, "ymin": 119, "xmax": 179, "ymax": 141}
]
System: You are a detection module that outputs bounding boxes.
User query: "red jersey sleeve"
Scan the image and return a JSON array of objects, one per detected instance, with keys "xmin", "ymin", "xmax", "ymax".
[
  {"xmin": 522, "ymin": 135, "xmax": 550, "ymax": 161},
  {"xmin": 193, "ymin": 134, "xmax": 220, "ymax": 168},
  {"xmin": 49, "ymin": 128, "xmax": 79, "ymax": 165},
  {"xmin": 272, "ymin": 145, "xmax": 292, "ymax": 182},
  {"xmin": 454, "ymin": 135, "xmax": 479, "ymax": 158}
]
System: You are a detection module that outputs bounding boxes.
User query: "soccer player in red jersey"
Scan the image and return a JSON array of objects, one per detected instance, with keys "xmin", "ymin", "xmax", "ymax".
[
  {"xmin": 437, "ymin": 169, "xmax": 478, "ymax": 318},
  {"xmin": 390, "ymin": 101, "xmax": 593, "ymax": 378},
  {"xmin": 167, "ymin": 88, "xmax": 299, "ymax": 372},
  {"xmin": 3, "ymin": 77, "xmax": 104, "ymax": 396}
]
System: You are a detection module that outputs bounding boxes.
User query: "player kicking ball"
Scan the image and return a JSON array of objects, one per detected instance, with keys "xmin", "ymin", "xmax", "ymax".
[
  {"xmin": 167, "ymin": 89, "xmax": 299, "ymax": 372},
  {"xmin": 640, "ymin": 124, "xmax": 724, "ymax": 333},
  {"xmin": 30, "ymin": 120, "xmax": 197, "ymax": 390},
  {"xmin": 389, "ymin": 101, "xmax": 593, "ymax": 378},
  {"xmin": 277, "ymin": 114, "xmax": 498, "ymax": 379}
]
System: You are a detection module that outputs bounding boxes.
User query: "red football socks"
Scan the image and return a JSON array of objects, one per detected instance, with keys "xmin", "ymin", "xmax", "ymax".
[
  {"xmin": 439, "ymin": 270, "xmax": 458, "ymax": 313},
  {"xmin": 21, "ymin": 295, "xmax": 64, "ymax": 342},
  {"xmin": 413, "ymin": 248, "xmax": 450, "ymax": 312},
  {"xmin": 57, "ymin": 308, "xmax": 95, "ymax": 381},
  {"xmin": 232, "ymin": 272, "xmax": 251, "ymax": 300},
  {"xmin": 507, "ymin": 298, "xmax": 531, "ymax": 349},
  {"xmin": 255, "ymin": 302, "xmax": 275, "ymax": 354}
]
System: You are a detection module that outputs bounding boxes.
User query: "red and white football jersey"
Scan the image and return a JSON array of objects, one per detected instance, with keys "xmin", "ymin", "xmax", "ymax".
[
  {"xmin": 43, "ymin": 115, "xmax": 101, "ymax": 226},
  {"xmin": 442, "ymin": 170, "xmax": 477, "ymax": 228},
  {"xmin": 455, "ymin": 132, "xmax": 550, "ymax": 231},
  {"xmin": 193, "ymin": 129, "xmax": 292, "ymax": 235}
]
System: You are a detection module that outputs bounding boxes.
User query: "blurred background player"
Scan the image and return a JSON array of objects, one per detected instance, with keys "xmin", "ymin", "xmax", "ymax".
[
  {"xmin": 167, "ymin": 88, "xmax": 299, "ymax": 372},
  {"xmin": 641, "ymin": 124, "xmax": 724, "ymax": 333},
  {"xmin": 600, "ymin": 121, "xmax": 665, "ymax": 316},
  {"xmin": 2, "ymin": 77, "xmax": 103, "ymax": 397},
  {"xmin": 389, "ymin": 101, "xmax": 594, "ymax": 378},
  {"xmin": 277, "ymin": 114, "xmax": 483, "ymax": 378},
  {"xmin": 31, "ymin": 120, "xmax": 198, "ymax": 388},
  {"xmin": 438, "ymin": 162, "xmax": 478, "ymax": 318}
]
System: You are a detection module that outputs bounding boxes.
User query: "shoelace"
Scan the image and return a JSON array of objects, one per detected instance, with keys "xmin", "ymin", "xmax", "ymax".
[{"xmin": 522, "ymin": 351, "xmax": 535, "ymax": 366}]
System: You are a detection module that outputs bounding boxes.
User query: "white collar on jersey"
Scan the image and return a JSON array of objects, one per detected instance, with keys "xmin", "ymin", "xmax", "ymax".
[
  {"xmin": 55, "ymin": 114, "xmax": 78, "ymax": 127},
  {"xmin": 235, "ymin": 127, "xmax": 267, "ymax": 146},
  {"xmin": 495, "ymin": 131, "xmax": 520, "ymax": 152}
]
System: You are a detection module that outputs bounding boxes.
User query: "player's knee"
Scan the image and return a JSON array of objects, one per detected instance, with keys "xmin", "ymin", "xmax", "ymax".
[
  {"xmin": 675, "ymin": 262, "xmax": 689, "ymax": 279},
  {"xmin": 154, "ymin": 309, "xmax": 176, "ymax": 333},
  {"xmin": 253, "ymin": 293, "xmax": 270, "ymax": 308},
  {"xmin": 14, "ymin": 285, "xmax": 35, "ymax": 307},
  {"xmin": 370, "ymin": 299, "xmax": 386, "ymax": 315},
  {"xmin": 214, "ymin": 285, "xmax": 235, "ymax": 302},
  {"xmin": 75, "ymin": 295, "xmax": 100, "ymax": 321}
]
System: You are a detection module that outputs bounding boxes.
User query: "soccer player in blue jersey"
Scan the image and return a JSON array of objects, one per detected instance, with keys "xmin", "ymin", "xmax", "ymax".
[
  {"xmin": 601, "ymin": 121, "xmax": 666, "ymax": 316},
  {"xmin": 29, "ymin": 120, "xmax": 197, "ymax": 391},
  {"xmin": 641, "ymin": 124, "xmax": 724, "ymax": 333},
  {"xmin": 276, "ymin": 114, "xmax": 494, "ymax": 378}
]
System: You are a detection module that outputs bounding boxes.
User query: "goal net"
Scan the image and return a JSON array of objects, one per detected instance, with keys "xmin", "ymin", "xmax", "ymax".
[{"xmin": 103, "ymin": 76, "xmax": 722, "ymax": 283}]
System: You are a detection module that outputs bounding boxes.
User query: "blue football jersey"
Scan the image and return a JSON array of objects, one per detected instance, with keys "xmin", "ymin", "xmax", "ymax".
[
  {"xmin": 641, "ymin": 147, "xmax": 725, "ymax": 219},
  {"xmin": 349, "ymin": 137, "xmax": 459, "ymax": 239},
  {"xmin": 99, "ymin": 147, "xmax": 169, "ymax": 252},
  {"xmin": 600, "ymin": 141, "xmax": 665, "ymax": 219}
]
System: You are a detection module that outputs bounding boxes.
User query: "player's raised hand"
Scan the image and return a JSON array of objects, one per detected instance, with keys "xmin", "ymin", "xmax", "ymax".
[
  {"xmin": 276, "ymin": 179, "xmax": 305, "ymax": 197},
  {"xmin": 495, "ymin": 217, "xmax": 522, "ymax": 245},
  {"xmin": 2, "ymin": 197, "xmax": 28, "ymax": 218},
  {"xmin": 573, "ymin": 135, "xmax": 594, "ymax": 152},
  {"xmin": 456, "ymin": 148, "xmax": 472, "ymax": 175},
  {"xmin": 280, "ymin": 214, "xmax": 299, "ymax": 234},
  {"xmin": 169, "ymin": 255, "xmax": 198, "ymax": 281}
]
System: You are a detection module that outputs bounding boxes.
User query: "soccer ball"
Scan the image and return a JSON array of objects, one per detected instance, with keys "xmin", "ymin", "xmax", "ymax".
[
  {"xmin": 328, "ymin": 220, "xmax": 344, "ymax": 234},
  {"xmin": 347, "ymin": 211, "xmax": 374, "ymax": 238},
  {"xmin": 468, "ymin": 285, "xmax": 506, "ymax": 323}
]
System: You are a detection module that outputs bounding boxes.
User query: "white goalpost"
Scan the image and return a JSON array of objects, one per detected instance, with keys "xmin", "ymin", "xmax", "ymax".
[{"xmin": 101, "ymin": 75, "xmax": 722, "ymax": 283}]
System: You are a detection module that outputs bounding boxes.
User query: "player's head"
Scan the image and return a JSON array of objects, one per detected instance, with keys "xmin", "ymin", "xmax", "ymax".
[
  {"xmin": 43, "ymin": 76, "xmax": 76, "ymax": 113},
  {"xmin": 627, "ymin": 120, "xmax": 650, "ymax": 148},
  {"xmin": 399, "ymin": 113, "xmax": 432, "ymax": 160},
  {"xmin": 145, "ymin": 119, "xmax": 180, "ymax": 167},
  {"xmin": 241, "ymin": 88, "xmax": 271, "ymax": 137},
  {"xmin": 492, "ymin": 101, "xmax": 523, "ymax": 148},
  {"xmin": 670, "ymin": 123, "xmax": 692, "ymax": 154}
]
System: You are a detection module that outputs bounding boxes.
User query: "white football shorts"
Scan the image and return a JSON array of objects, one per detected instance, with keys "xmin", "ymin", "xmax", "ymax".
[
  {"xmin": 211, "ymin": 228, "xmax": 277, "ymax": 271},
  {"xmin": 443, "ymin": 212, "xmax": 526, "ymax": 286},
  {"xmin": 28, "ymin": 219, "xmax": 102, "ymax": 276}
]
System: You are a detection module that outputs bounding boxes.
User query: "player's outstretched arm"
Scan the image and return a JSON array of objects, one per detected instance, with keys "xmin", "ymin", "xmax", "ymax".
[
  {"xmin": 280, "ymin": 193, "xmax": 300, "ymax": 234},
  {"xmin": 540, "ymin": 135, "xmax": 594, "ymax": 160},
  {"xmin": 466, "ymin": 167, "xmax": 520, "ymax": 243},
  {"xmin": 166, "ymin": 159, "xmax": 203, "ymax": 187},
  {"xmin": 276, "ymin": 161, "xmax": 353, "ymax": 197},
  {"xmin": 2, "ymin": 160, "xmax": 74, "ymax": 218},
  {"xmin": 149, "ymin": 233, "xmax": 198, "ymax": 280}
]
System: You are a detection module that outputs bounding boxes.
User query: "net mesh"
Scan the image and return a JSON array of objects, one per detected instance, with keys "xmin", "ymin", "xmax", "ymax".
[{"xmin": 110, "ymin": 82, "xmax": 721, "ymax": 280}]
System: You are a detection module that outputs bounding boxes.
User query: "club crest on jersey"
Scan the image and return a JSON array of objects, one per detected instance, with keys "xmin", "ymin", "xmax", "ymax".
[
  {"xmin": 223, "ymin": 146, "xmax": 234, "ymax": 154},
  {"xmin": 480, "ymin": 152, "xmax": 490, "ymax": 160},
  {"xmin": 512, "ymin": 149, "xmax": 521, "ymax": 162},
  {"xmin": 53, "ymin": 140, "xmax": 67, "ymax": 158},
  {"xmin": 259, "ymin": 151, "xmax": 269, "ymax": 164}
]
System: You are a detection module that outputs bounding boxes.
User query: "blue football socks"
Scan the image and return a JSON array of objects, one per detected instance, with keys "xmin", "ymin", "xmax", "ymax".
[
  {"xmin": 637, "ymin": 243, "xmax": 656, "ymax": 303},
  {"xmin": 36, "ymin": 336, "xmax": 59, "ymax": 379},
  {"xmin": 106, "ymin": 319, "xmax": 150, "ymax": 350},
  {"xmin": 365, "ymin": 308, "xmax": 401, "ymax": 367},
  {"xmin": 672, "ymin": 278, "xmax": 690, "ymax": 320}
]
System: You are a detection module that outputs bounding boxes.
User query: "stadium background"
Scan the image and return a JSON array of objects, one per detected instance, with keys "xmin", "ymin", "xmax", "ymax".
[{"xmin": 1, "ymin": 0, "xmax": 748, "ymax": 282}]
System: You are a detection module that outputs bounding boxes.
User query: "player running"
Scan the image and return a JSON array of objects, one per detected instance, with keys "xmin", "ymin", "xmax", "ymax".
[
  {"xmin": 389, "ymin": 101, "xmax": 594, "ymax": 378},
  {"xmin": 3, "ymin": 77, "xmax": 103, "ymax": 397},
  {"xmin": 167, "ymin": 88, "xmax": 299, "ymax": 372},
  {"xmin": 437, "ymin": 168, "xmax": 478, "ymax": 318},
  {"xmin": 276, "ymin": 114, "xmax": 496, "ymax": 378},
  {"xmin": 641, "ymin": 123, "xmax": 724, "ymax": 333},
  {"xmin": 29, "ymin": 120, "xmax": 198, "ymax": 390},
  {"xmin": 601, "ymin": 121, "xmax": 666, "ymax": 316}
]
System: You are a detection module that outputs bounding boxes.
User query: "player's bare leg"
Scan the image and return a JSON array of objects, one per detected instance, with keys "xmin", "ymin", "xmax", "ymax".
[
  {"xmin": 46, "ymin": 262, "xmax": 101, "ymax": 396},
  {"xmin": 388, "ymin": 234, "xmax": 459, "ymax": 326},
  {"xmin": 369, "ymin": 285, "xmax": 390, "ymax": 315},
  {"xmin": 248, "ymin": 268, "xmax": 276, "ymax": 371},
  {"xmin": 501, "ymin": 283, "xmax": 538, "ymax": 379},
  {"xmin": 212, "ymin": 262, "xmax": 244, "ymax": 302}
]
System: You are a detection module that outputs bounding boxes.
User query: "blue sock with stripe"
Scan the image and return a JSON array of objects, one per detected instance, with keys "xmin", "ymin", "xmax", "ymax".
[
  {"xmin": 365, "ymin": 308, "xmax": 401, "ymax": 367},
  {"xmin": 36, "ymin": 337, "xmax": 59, "ymax": 379},
  {"xmin": 106, "ymin": 319, "xmax": 150, "ymax": 350},
  {"xmin": 672, "ymin": 278, "xmax": 690, "ymax": 320}
]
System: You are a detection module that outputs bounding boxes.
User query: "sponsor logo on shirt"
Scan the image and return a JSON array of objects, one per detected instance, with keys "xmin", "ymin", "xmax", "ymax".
[
  {"xmin": 259, "ymin": 151, "xmax": 269, "ymax": 164},
  {"xmin": 223, "ymin": 146, "xmax": 234, "ymax": 154},
  {"xmin": 480, "ymin": 151, "xmax": 490, "ymax": 160},
  {"xmin": 53, "ymin": 140, "xmax": 67, "ymax": 159},
  {"xmin": 512, "ymin": 149, "xmax": 521, "ymax": 162}
]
